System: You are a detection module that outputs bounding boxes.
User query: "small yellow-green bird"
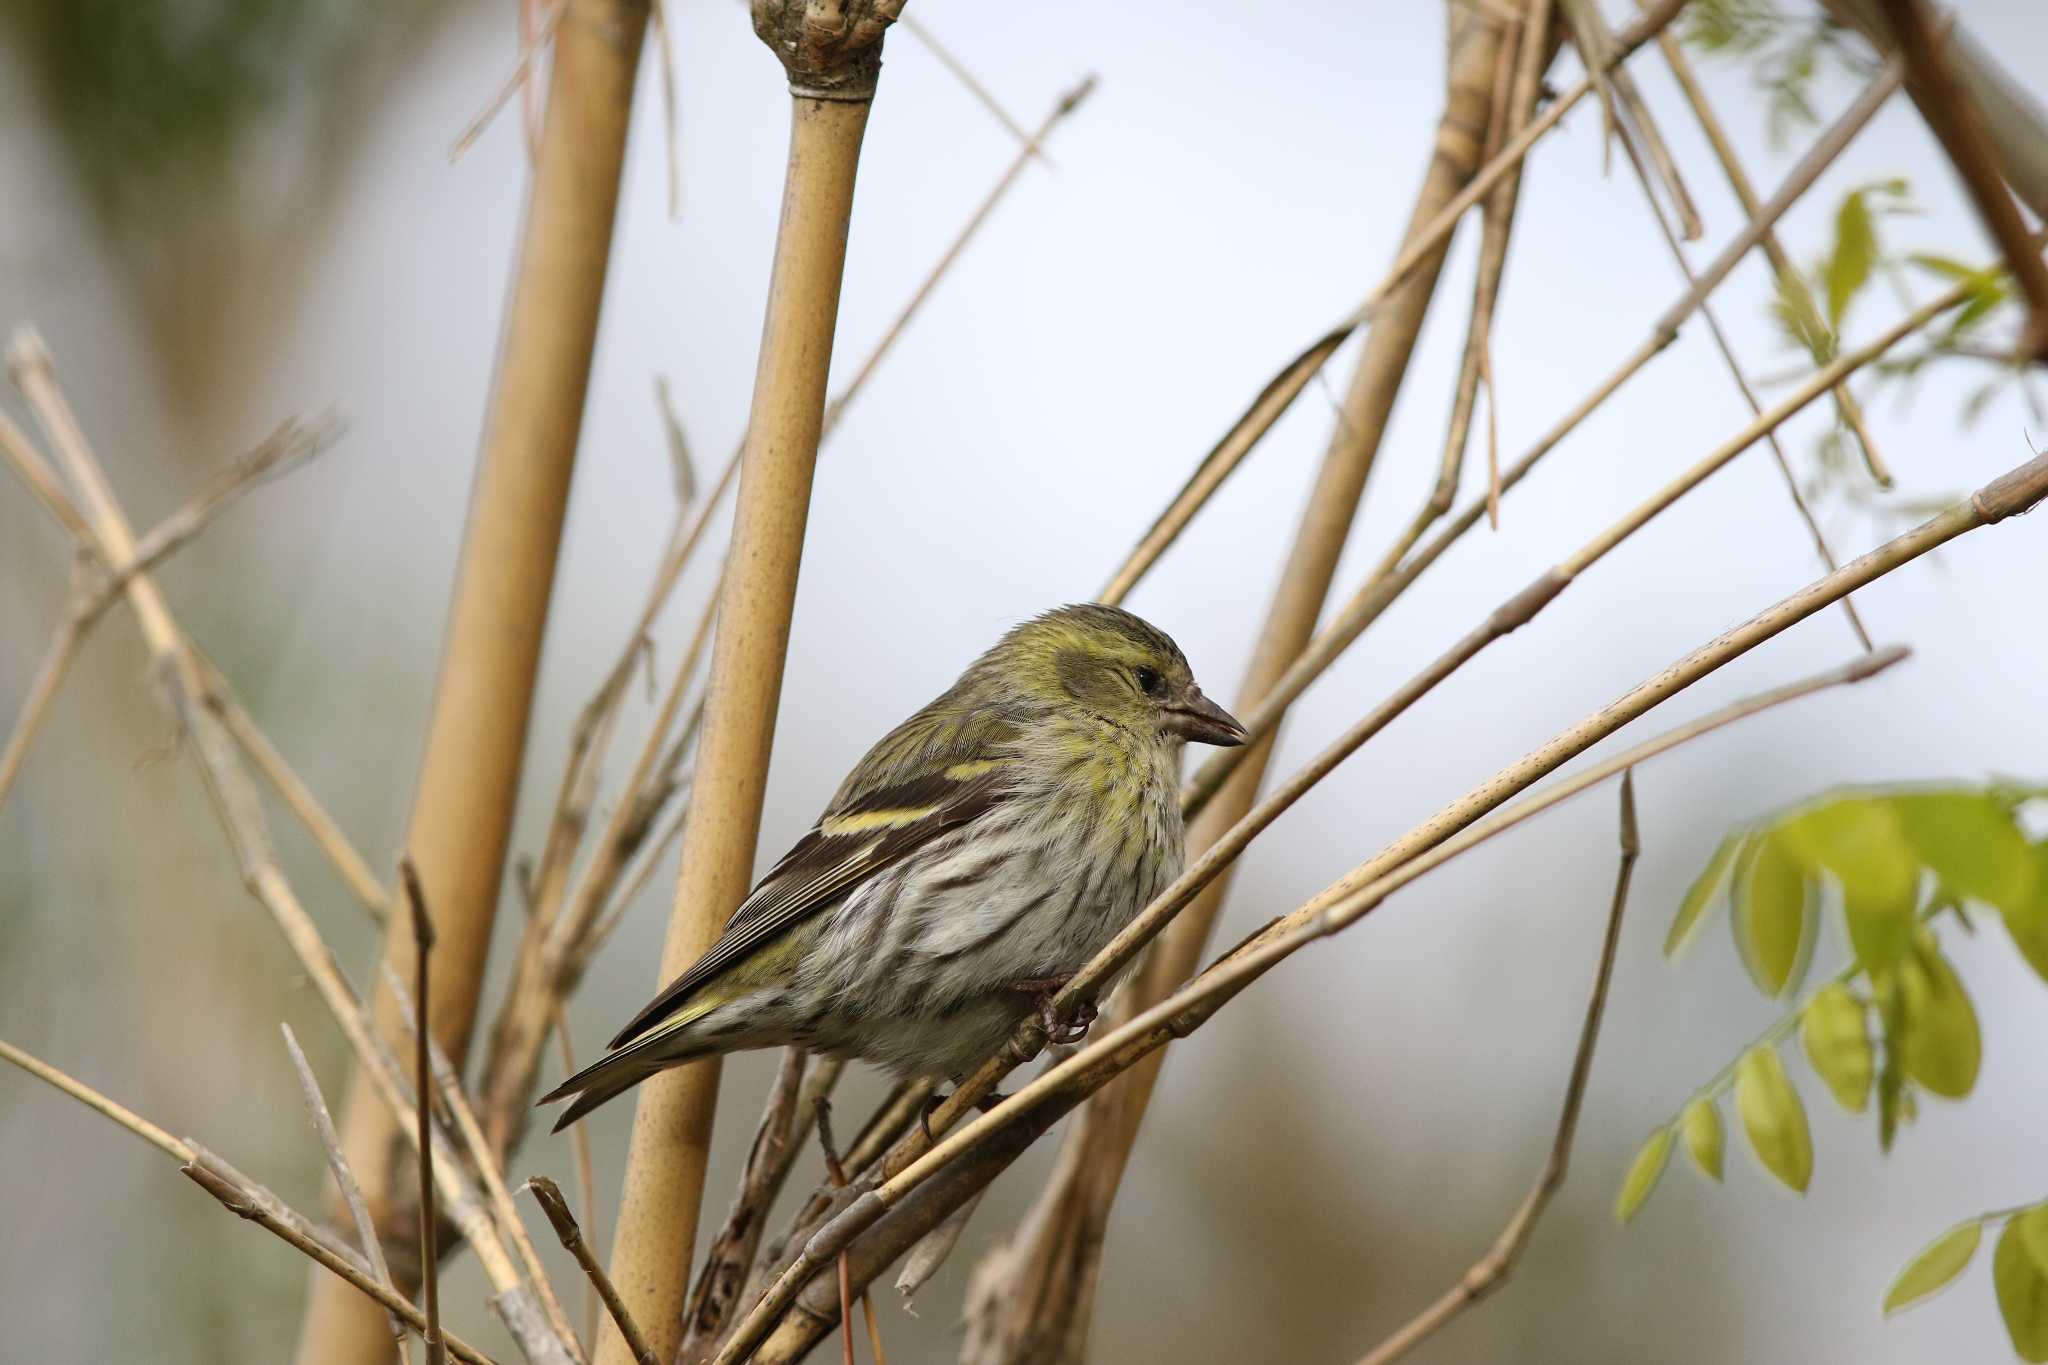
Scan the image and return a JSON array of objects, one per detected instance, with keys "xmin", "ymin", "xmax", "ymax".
[{"xmin": 542, "ymin": 603, "xmax": 1244, "ymax": 1131}]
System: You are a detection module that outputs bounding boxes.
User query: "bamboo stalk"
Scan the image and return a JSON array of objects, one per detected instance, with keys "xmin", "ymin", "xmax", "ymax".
[
  {"xmin": 964, "ymin": 7, "xmax": 1521, "ymax": 1358},
  {"xmin": 309, "ymin": 2, "xmax": 650, "ymax": 1359},
  {"xmin": 594, "ymin": 8, "xmax": 897, "ymax": 1362}
]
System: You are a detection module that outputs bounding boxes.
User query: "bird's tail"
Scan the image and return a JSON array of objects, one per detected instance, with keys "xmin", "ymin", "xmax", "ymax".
[{"xmin": 538, "ymin": 999, "xmax": 725, "ymax": 1132}]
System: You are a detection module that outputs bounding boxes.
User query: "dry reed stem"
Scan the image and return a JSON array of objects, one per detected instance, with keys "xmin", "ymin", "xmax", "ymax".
[
  {"xmin": 1874, "ymin": 0, "xmax": 2048, "ymax": 359},
  {"xmin": 1094, "ymin": 0, "xmax": 1690, "ymax": 608},
  {"xmin": 1603, "ymin": 72, "xmax": 1875, "ymax": 650},
  {"xmin": 530, "ymin": 1179, "xmax": 660, "ymax": 1365},
  {"xmin": 716, "ymin": 600, "xmax": 1942, "ymax": 1362},
  {"xmin": 595, "ymin": 55, "xmax": 882, "ymax": 1360},
  {"xmin": 963, "ymin": 7, "xmax": 1520, "ymax": 1356},
  {"xmin": 452, "ymin": 1, "xmax": 568, "ymax": 161},
  {"xmin": 1183, "ymin": 58, "xmax": 1907, "ymax": 816},
  {"xmin": 0, "ymin": 1038, "xmax": 501, "ymax": 1365},
  {"xmin": 403, "ymin": 862, "xmax": 449, "ymax": 1365},
  {"xmin": 1355, "ymin": 773, "xmax": 1640, "ymax": 1365},
  {"xmin": 1647, "ymin": 18, "xmax": 1893, "ymax": 486},
  {"xmin": 282, "ymin": 1025, "xmax": 407, "ymax": 1359},
  {"xmin": 1560, "ymin": 0, "xmax": 1702, "ymax": 238},
  {"xmin": 5, "ymin": 333, "xmax": 571, "ymax": 1365},
  {"xmin": 317, "ymin": 2, "xmax": 653, "ymax": 1355},
  {"xmin": 899, "ymin": 14, "xmax": 1048, "ymax": 162}
]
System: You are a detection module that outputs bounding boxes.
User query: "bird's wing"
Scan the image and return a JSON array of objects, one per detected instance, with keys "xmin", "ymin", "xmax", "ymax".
[{"xmin": 605, "ymin": 757, "xmax": 1014, "ymax": 1050}]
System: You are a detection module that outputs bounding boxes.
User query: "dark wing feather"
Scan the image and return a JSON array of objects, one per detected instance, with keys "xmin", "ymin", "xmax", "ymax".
[{"xmin": 605, "ymin": 763, "xmax": 1011, "ymax": 1050}]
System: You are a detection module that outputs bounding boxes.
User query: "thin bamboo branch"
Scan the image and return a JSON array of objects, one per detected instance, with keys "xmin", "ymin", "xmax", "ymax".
[
  {"xmin": 530, "ymin": 1179, "xmax": 658, "ymax": 1365},
  {"xmin": 1603, "ymin": 70, "xmax": 1875, "ymax": 650},
  {"xmin": 403, "ymin": 862, "xmax": 449, "ymax": 1365},
  {"xmin": 0, "ymin": 407, "xmax": 96, "ymax": 545},
  {"xmin": 1094, "ymin": 0, "xmax": 1690, "ymax": 607},
  {"xmin": 724, "ymin": 446, "xmax": 2046, "ymax": 1360},
  {"xmin": 1873, "ymin": 0, "xmax": 2048, "ymax": 360},
  {"xmin": 1648, "ymin": 17, "xmax": 1893, "ymax": 486},
  {"xmin": 0, "ymin": 614, "xmax": 81, "ymax": 817},
  {"xmin": 553, "ymin": 1019, "xmax": 601, "ymax": 1352},
  {"xmin": 1355, "ymin": 772, "xmax": 1640, "ymax": 1365},
  {"xmin": 964, "ymin": 8, "xmax": 1521, "ymax": 1357},
  {"xmin": 899, "ymin": 13, "xmax": 1048, "ymax": 163},
  {"xmin": 318, "ymin": 4, "xmax": 652, "ymax": 1357},
  {"xmin": 0, "ymin": 1038, "xmax": 500, "ymax": 1365},
  {"xmin": 1559, "ymin": 0, "xmax": 1703, "ymax": 238},
  {"xmin": 452, "ymin": 1, "xmax": 569, "ymax": 161},
  {"xmin": 595, "ymin": 9, "xmax": 895, "ymax": 1360},
  {"xmin": 282, "ymin": 1025, "xmax": 406, "ymax": 1360},
  {"xmin": 1184, "ymin": 58, "xmax": 1907, "ymax": 817}
]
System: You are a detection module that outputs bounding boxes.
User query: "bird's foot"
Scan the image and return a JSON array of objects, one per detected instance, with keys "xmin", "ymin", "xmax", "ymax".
[
  {"xmin": 921, "ymin": 1083, "xmax": 1009, "ymax": 1144},
  {"xmin": 1007, "ymin": 974, "xmax": 1096, "ymax": 1046}
]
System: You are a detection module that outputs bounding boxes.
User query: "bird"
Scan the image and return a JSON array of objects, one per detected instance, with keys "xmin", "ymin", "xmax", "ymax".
[{"xmin": 541, "ymin": 603, "xmax": 1246, "ymax": 1133}]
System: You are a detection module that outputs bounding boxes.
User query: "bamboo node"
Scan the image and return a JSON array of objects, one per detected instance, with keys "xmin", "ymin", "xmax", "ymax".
[{"xmin": 750, "ymin": 0, "xmax": 900, "ymax": 100}]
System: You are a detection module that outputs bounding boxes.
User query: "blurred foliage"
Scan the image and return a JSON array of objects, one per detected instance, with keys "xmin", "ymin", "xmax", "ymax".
[
  {"xmin": 3, "ymin": 0, "xmax": 460, "ymax": 239},
  {"xmin": 1624, "ymin": 781, "xmax": 2048, "ymax": 1359},
  {"xmin": 1682, "ymin": 0, "xmax": 1879, "ymax": 147},
  {"xmin": 0, "ymin": 0, "xmax": 454, "ymax": 229}
]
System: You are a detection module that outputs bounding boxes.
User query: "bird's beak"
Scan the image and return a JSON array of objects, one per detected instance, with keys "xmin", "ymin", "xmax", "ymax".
[{"xmin": 1164, "ymin": 688, "xmax": 1247, "ymax": 747}]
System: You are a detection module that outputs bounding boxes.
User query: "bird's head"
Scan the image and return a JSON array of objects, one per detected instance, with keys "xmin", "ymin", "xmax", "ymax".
[{"xmin": 985, "ymin": 603, "xmax": 1247, "ymax": 749}]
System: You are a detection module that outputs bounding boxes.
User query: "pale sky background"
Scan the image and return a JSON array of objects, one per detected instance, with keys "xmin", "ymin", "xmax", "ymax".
[{"xmin": 3, "ymin": 2, "xmax": 2048, "ymax": 1362}]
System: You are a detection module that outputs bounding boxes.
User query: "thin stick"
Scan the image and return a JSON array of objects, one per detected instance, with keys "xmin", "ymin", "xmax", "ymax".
[
  {"xmin": 0, "ymin": 617, "xmax": 81, "ymax": 816},
  {"xmin": 0, "ymin": 1038, "xmax": 498, "ymax": 1365},
  {"xmin": 899, "ymin": 14, "xmax": 1050, "ymax": 163},
  {"xmin": 1648, "ymin": 17, "xmax": 1894, "ymax": 486},
  {"xmin": 451, "ymin": 1, "xmax": 567, "ymax": 161},
  {"xmin": 403, "ymin": 859, "xmax": 448, "ymax": 1365},
  {"xmin": 813, "ymin": 1100, "xmax": 858, "ymax": 1365},
  {"xmin": 554, "ymin": 1019, "xmax": 601, "ymax": 1352},
  {"xmin": 0, "ymin": 407, "xmax": 96, "ymax": 545},
  {"xmin": 282, "ymin": 1025, "xmax": 405, "ymax": 1358},
  {"xmin": 1354, "ymin": 770, "xmax": 1641, "ymax": 1365},
  {"xmin": 1877, "ymin": 0, "xmax": 2048, "ymax": 359},
  {"xmin": 530, "ymin": 1179, "xmax": 657, "ymax": 1365},
  {"xmin": 1605, "ymin": 64, "xmax": 1876, "ymax": 650}
]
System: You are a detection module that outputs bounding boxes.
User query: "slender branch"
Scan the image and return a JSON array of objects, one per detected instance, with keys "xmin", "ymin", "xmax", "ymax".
[
  {"xmin": 0, "ymin": 407, "xmax": 96, "ymax": 545},
  {"xmin": 1559, "ymin": 0, "xmax": 1702, "ymax": 237},
  {"xmin": 1355, "ymin": 771, "xmax": 1641, "ymax": 1365},
  {"xmin": 1876, "ymin": 0, "xmax": 2048, "ymax": 360},
  {"xmin": 530, "ymin": 1179, "xmax": 658, "ymax": 1365},
  {"xmin": 1094, "ymin": 0, "xmax": 1690, "ymax": 606},
  {"xmin": 1648, "ymin": 15, "xmax": 1893, "ymax": 486},
  {"xmin": 402, "ymin": 860, "xmax": 448, "ymax": 1365},
  {"xmin": 0, "ymin": 1038, "xmax": 499, "ymax": 1365},
  {"xmin": 282, "ymin": 1025, "xmax": 406, "ymax": 1358},
  {"xmin": 0, "ymin": 613, "xmax": 82, "ymax": 817},
  {"xmin": 1604, "ymin": 52, "xmax": 1875, "ymax": 649},
  {"xmin": 898, "ymin": 13, "xmax": 1050, "ymax": 163},
  {"xmin": 451, "ymin": 0, "xmax": 568, "ymax": 160}
]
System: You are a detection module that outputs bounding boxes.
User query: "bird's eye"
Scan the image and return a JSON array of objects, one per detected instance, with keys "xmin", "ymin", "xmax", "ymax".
[{"xmin": 1134, "ymin": 666, "xmax": 1166, "ymax": 698}]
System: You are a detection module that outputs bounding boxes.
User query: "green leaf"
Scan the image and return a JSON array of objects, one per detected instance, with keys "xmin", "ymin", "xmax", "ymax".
[
  {"xmin": 1771, "ymin": 265, "xmax": 1834, "ymax": 363},
  {"xmin": 2023, "ymin": 1205, "xmax": 2048, "ymax": 1280},
  {"xmin": 1734, "ymin": 832, "xmax": 1811, "ymax": 997},
  {"xmin": 1996, "ymin": 1217, "xmax": 2048, "ymax": 1362},
  {"xmin": 1779, "ymin": 798, "xmax": 1917, "ymax": 972},
  {"xmin": 1884, "ymin": 1220, "xmax": 1982, "ymax": 1314},
  {"xmin": 1681, "ymin": 1098, "xmax": 1724, "ymax": 1182},
  {"xmin": 1874, "ymin": 969, "xmax": 1909, "ymax": 1151},
  {"xmin": 1827, "ymin": 190, "xmax": 1877, "ymax": 326},
  {"xmin": 1615, "ymin": 1127, "xmax": 1675, "ymax": 1223},
  {"xmin": 1894, "ymin": 790, "xmax": 2036, "ymax": 913},
  {"xmin": 1800, "ymin": 982, "xmax": 1873, "ymax": 1112},
  {"xmin": 1736, "ymin": 1046, "xmax": 1813, "ymax": 1192},
  {"xmin": 1908, "ymin": 252, "xmax": 1979, "ymax": 283},
  {"xmin": 1899, "ymin": 934, "xmax": 1981, "ymax": 1099},
  {"xmin": 2000, "ymin": 844, "xmax": 2048, "ymax": 985},
  {"xmin": 1667, "ymin": 832, "xmax": 1745, "ymax": 957}
]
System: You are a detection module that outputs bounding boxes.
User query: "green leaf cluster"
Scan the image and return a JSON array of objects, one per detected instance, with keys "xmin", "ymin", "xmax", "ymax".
[{"xmin": 1887, "ymin": 1205, "xmax": 2048, "ymax": 1362}]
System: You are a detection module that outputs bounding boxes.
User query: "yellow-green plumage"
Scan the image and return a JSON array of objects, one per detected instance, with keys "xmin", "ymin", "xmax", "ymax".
[{"xmin": 542, "ymin": 604, "xmax": 1244, "ymax": 1131}]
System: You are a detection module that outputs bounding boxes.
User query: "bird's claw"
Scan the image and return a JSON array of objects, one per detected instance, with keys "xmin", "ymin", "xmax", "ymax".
[{"xmin": 1008, "ymin": 974, "xmax": 1096, "ymax": 1046}]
